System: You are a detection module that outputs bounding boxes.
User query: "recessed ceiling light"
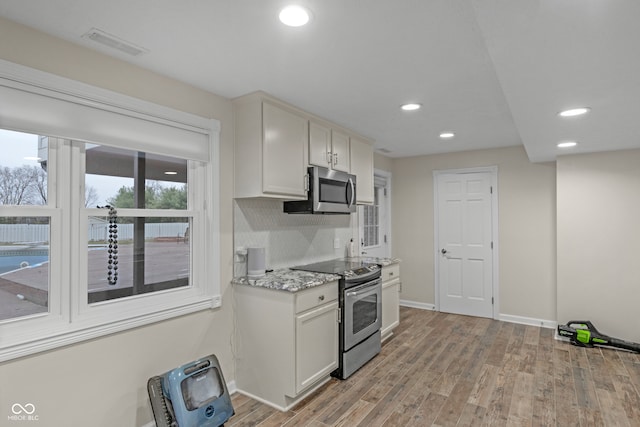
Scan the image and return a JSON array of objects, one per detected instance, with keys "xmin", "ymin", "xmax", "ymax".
[
  {"xmin": 279, "ymin": 5, "xmax": 311, "ymax": 27},
  {"xmin": 558, "ymin": 107, "xmax": 591, "ymax": 117},
  {"xmin": 557, "ymin": 141, "xmax": 578, "ymax": 148},
  {"xmin": 439, "ymin": 132, "xmax": 455, "ymax": 139},
  {"xmin": 164, "ymin": 171, "xmax": 178, "ymax": 175},
  {"xmin": 401, "ymin": 103, "xmax": 421, "ymax": 111}
]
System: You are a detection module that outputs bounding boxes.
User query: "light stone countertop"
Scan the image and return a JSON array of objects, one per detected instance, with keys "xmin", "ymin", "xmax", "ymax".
[
  {"xmin": 232, "ymin": 257, "xmax": 400, "ymax": 293},
  {"xmin": 231, "ymin": 268, "xmax": 341, "ymax": 293}
]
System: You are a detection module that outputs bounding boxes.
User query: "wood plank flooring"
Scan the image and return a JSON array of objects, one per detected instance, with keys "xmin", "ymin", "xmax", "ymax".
[{"xmin": 228, "ymin": 307, "xmax": 640, "ymax": 426}]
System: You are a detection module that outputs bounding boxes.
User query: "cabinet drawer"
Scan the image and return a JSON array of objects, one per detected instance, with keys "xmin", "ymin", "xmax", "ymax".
[
  {"xmin": 295, "ymin": 282, "xmax": 338, "ymax": 314},
  {"xmin": 381, "ymin": 264, "xmax": 400, "ymax": 283}
]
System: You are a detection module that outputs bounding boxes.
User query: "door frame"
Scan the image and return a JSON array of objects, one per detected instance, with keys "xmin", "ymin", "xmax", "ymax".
[
  {"xmin": 433, "ymin": 166, "xmax": 499, "ymax": 319},
  {"xmin": 357, "ymin": 168, "xmax": 392, "ymax": 258}
]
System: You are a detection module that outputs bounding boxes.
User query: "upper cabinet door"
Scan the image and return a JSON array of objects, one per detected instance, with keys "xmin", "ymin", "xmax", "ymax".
[
  {"xmin": 309, "ymin": 120, "xmax": 332, "ymax": 168},
  {"xmin": 309, "ymin": 121, "xmax": 350, "ymax": 173},
  {"xmin": 350, "ymin": 137, "xmax": 374, "ymax": 204},
  {"xmin": 330, "ymin": 130, "xmax": 350, "ymax": 173},
  {"xmin": 262, "ymin": 101, "xmax": 308, "ymax": 197}
]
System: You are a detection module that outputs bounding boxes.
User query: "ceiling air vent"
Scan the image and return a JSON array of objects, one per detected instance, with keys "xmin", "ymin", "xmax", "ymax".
[{"xmin": 82, "ymin": 28, "xmax": 149, "ymax": 56}]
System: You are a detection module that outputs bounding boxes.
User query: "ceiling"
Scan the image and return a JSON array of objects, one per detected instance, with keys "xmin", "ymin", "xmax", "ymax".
[{"xmin": 1, "ymin": 0, "xmax": 639, "ymax": 162}]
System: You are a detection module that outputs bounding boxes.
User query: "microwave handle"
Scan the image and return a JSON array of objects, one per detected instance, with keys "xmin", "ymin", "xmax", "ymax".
[{"xmin": 347, "ymin": 178, "xmax": 355, "ymax": 207}]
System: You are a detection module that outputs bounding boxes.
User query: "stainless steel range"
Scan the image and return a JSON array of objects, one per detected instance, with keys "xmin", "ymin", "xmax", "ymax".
[{"xmin": 291, "ymin": 259, "xmax": 382, "ymax": 379}]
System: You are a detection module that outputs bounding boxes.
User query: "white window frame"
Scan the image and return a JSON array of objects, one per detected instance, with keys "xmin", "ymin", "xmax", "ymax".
[{"xmin": 0, "ymin": 60, "xmax": 221, "ymax": 362}]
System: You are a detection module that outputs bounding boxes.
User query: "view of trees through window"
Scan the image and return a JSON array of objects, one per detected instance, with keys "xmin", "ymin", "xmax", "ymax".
[
  {"xmin": 0, "ymin": 164, "xmax": 47, "ymax": 206},
  {"xmin": 0, "ymin": 129, "xmax": 192, "ymax": 320},
  {"xmin": 107, "ymin": 182, "xmax": 187, "ymax": 211}
]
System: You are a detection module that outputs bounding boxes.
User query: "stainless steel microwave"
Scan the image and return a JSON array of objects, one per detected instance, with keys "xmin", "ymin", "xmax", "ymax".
[{"xmin": 283, "ymin": 166, "xmax": 356, "ymax": 214}]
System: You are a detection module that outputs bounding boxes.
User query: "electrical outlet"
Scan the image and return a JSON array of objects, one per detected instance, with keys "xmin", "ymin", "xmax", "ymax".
[{"xmin": 235, "ymin": 246, "xmax": 247, "ymax": 262}]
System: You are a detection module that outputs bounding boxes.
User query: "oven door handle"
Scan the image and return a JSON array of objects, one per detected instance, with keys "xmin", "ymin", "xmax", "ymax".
[
  {"xmin": 346, "ymin": 287, "xmax": 376, "ymax": 298},
  {"xmin": 345, "ymin": 279, "xmax": 381, "ymax": 297}
]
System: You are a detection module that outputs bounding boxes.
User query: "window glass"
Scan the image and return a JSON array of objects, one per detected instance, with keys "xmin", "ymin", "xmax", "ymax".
[
  {"xmin": 87, "ymin": 215, "xmax": 190, "ymax": 303},
  {"xmin": 362, "ymin": 188, "xmax": 380, "ymax": 247},
  {"xmin": 0, "ymin": 216, "xmax": 50, "ymax": 321},
  {"xmin": 84, "ymin": 144, "xmax": 188, "ymax": 209},
  {"xmin": 0, "ymin": 129, "xmax": 48, "ymax": 206},
  {"xmin": 85, "ymin": 144, "xmax": 191, "ymax": 303}
]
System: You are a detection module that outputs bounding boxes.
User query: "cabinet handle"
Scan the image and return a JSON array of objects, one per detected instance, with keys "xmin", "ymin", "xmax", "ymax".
[
  {"xmin": 326, "ymin": 151, "xmax": 332, "ymax": 165},
  {"xmin": 333, "ymin": 152, "xmax": 338, "ymax": 166},
  {"xmin": 389, "ymin": 272, "xmax": 394, "ymax": 276},
  {"xmin": 318, "ymin": 295, "xmax": 325, "ymax": 301},
  {"xmin": 304, "ymin": 173, "xmax": 309, "ymax": 191}
]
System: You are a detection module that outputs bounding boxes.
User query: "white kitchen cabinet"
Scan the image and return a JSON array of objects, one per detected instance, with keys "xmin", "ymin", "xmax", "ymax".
[
  {"xmin": 350, "ymin": 137, "xmax": 374, "ymax": 204},
  {"xmin": 234, "ymin": 91, "xmax": 374, "ymax": 202},
  {"xmin": 329, "ymin": 129, "xmax": 350, "ymax": 172},
  {"xmin": 234, "ymin": 92, "xmax": 309, "ymax": 199},
  {"xmin": 308, "ymin": 120, "xmax": 331, "ymax": 169},
  {"xmin": 235, "ymin": 281, "xmax": 339, "ymax": 410},
  {"xmin": 295, "ymin": 302, "xmax": 339, "ymax": 393},
  {"xmin": 308, "ymin": 120, "xmax": 350, "ymax": 173},
  {"xmin": 381, "ymin": 263, "xmax": 400, "ymax": 340}
]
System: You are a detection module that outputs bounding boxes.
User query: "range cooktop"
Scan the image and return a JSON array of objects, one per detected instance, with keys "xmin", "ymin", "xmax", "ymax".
[{"xmin": 290, "ymin": 258, "xmax": 379, "ymax": 279}]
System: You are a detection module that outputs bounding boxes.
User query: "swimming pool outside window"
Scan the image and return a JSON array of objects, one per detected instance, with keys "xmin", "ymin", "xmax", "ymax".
[
  {"xmin": 0, "ymin": 217, "xmax": 50, "ymax": 321},
  {"xmin": 0, "ymin": 130, "xmax": 53, "ymax": 322}
]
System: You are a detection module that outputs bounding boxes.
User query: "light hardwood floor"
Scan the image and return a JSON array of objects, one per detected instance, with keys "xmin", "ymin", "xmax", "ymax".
[{"xmin": 228, "ymin": 307, "xmax": 640, "ymax": 426}]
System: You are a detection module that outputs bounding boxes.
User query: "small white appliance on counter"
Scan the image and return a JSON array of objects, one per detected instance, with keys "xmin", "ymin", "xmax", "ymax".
[{"xmin": 247, "ymin": 247, "xmax": 266, "ymax": 278}]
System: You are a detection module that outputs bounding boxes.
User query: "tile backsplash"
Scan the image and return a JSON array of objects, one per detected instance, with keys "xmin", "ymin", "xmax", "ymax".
[{"xmin": 233, "ymin": 198, "xmax": 355, "ymax": 276}]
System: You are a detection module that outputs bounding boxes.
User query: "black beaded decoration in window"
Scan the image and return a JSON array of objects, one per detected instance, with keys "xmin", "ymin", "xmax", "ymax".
[{"xmin": 99, "ymin": 204, "xmax": 119, "ymax": 286}]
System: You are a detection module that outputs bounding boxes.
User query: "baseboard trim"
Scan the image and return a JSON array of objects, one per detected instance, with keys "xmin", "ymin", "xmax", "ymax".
[
  {"xmin": 399, "ymin": 301, "xmax": 556, "ymax": 330},
  {"xmin": 235, "ymin": 375, "xmax": 332, "ymax": 412},
  {"xmin": 499, "ymin": 313, "xmax": 557, "ymax": 329},
  {"xmin": 399, "ymin": 300, "xmax": 436, "ymax": 311},
  {"xmin": 233, "ymin": 389, "xmax": 288, "ymax": 412}
]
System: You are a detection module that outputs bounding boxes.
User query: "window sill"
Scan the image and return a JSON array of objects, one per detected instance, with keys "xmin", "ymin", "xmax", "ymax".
[{"xmin": 0, "ymin": 295, "xmax": 220, "ymax": 362}]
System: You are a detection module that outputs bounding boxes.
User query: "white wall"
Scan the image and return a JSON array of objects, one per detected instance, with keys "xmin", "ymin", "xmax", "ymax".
[
  {"xmin": 233, "ymin": 198, "xmax": 354, "ymax": 276},
  {"xmin": 0, "ymin": 17, "xmax": 235, "ymax": 427},
  {"xmin": 374, "ymin": 152, "xmax": 394, "ymax": 173},
  {"xmin": 391, "ymin": 146, "xmax": 557, "ymax": 322},
  {"xmin": 557, "ymin": 149, "xmax": 640, "ymax": 341}
]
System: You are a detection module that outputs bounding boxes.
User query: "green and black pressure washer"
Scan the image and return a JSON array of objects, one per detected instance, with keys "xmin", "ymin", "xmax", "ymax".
[{"xmin": 557, "ymin": 320, "xmax": 640, "ymax": 353}]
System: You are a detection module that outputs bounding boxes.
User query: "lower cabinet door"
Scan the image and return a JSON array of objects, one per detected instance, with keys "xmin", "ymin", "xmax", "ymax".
[
  {"xmin": 295, "ymin": 301, "xmax": 339, "ymax": 394},
  {"xmin": 382, "ymin": 279, "xmax": 400, "ymax": 338}
]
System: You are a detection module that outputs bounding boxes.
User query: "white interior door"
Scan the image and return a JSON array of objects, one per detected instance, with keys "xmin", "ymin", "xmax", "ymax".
[{"xmin": 435, "ymin": 170, "xmax": 495, "ymax": 318}]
